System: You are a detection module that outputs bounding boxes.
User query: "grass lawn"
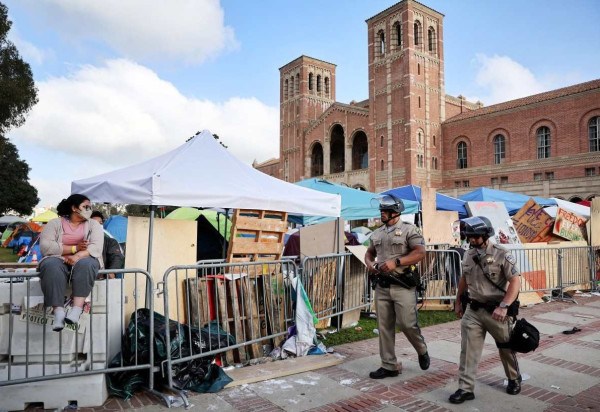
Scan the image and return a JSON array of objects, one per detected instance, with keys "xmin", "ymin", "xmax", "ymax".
[
  {"xmin": 0, "ymin": 247, "xmax": 19, "ymax": 263},
  {"xmin": 319, "ymin": 310, "xmax": 457, "ymax": 347}
]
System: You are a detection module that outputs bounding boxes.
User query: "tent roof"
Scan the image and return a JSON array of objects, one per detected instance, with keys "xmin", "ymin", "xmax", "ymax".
[
  {"xmin": 31, "ymin": 210, "xmax": 58, "ymax": 223},
  {"xmin": 546, "ymin": 198, "xmax": 590, "ymax": 219},
  {"xmin": 291, "ymin": 178, "xmax": 419, "ymax": 225},
  {"xmin": 0, "ymin": 215, "xmax": 27, "ymax": 225},
  {"xmin": 459, "ymin": 187, "xmax": 555, "ymax": 215},
  {"xmin": 71, "ymin": 130, "xmax": 341, "ymax": 217},
  {"xmin": 382, "ymin": 184, "xmax": 468, "ymax": 218}
]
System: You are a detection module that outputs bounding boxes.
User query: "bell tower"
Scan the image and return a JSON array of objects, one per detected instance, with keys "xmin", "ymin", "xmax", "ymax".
[
  {"xmin": 366, "ymin": 0, "xmax": 445, "ymax": 191},
  {"xmin": 279, "ymin": 56, "xmax": 336, "ymax": 182}
]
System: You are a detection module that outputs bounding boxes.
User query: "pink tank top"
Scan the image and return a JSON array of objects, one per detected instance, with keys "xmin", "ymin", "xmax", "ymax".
[{"xmin": 61, "ymin": 218, "xmax": 85, "ymax": 246}]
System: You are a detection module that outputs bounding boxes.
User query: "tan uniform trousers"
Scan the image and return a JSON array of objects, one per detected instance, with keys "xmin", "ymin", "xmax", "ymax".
[
  {"xmin": 458, "ymin": 306, "xmax": 520, "ymax": 392},
  {"xmin": 375, "ymin": 284, "xmax": 427, "ymax": 371}
]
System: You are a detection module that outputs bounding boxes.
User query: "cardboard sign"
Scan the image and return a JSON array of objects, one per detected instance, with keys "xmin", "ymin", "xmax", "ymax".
[
  {"xmin": 553, "ymin": 207, "xmax": 587, "ymax": 241},
  {"xmin": 511, "ymin": 198, "xmax": 555, "ymax": 243},
  {"xmin": 466, "ymin": 201, "xmax": 521, "ymax": 244}
]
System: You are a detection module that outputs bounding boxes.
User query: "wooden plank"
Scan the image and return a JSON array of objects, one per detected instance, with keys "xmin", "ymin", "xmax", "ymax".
[
  {"xmin": 241, "ymin": 275, "xmax": 263, "ymax": 359},
  {"xmin": 224, "ymin": 354, "xmax": 345, "ymax": 388},
  {"xmin": 234, "ymin": 216, "xmax": 288, "ymax": 232},
  {"xmin": 216, "ymin": 279, "xmax": 235, "ymax": 365},
  {"xmin": 228, "ymin": 279, "xmax": 248, "ymax": 363},
  {"xmin": 264, "ymin": 271, "xmax": 288, "ymax": 347}
]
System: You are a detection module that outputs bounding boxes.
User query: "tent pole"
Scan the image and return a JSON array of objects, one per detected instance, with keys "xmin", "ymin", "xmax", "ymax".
[
  {"xmin": 221, "ymin": 208, "xmax": 230, "ymax": 260},
  {"xmin": 146, "ymin": 205, "xmax": 155, "ymax": 308}
]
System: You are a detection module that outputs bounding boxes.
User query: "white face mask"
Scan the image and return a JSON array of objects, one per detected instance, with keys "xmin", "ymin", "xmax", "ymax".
[{"xmin": 79, "ymin": 208, "xmax": 93, "ymax": 220}]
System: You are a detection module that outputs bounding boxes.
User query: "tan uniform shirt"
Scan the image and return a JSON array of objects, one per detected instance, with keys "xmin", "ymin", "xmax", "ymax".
[
  {"xmin": 462, "ymin": 242, "xmax": 519, "ymax": 303},
  {"xmin": 370, "ymin": 221, "xmax": 424, "ymax": 274}
]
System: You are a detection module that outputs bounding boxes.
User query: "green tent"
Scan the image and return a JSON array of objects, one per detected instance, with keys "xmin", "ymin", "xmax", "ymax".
[
  {"xmin": 0, "ymin": 229, "xmax": 13, "ymax": 244},
  {"xmin": 165, "ymin": 208, "xmax": 231, "ymax": 240}
]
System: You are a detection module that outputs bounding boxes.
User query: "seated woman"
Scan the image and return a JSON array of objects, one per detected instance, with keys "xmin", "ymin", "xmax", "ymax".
[{"xmin": 39, "ymin": 194, "xmax": 104, "ymax": 331}]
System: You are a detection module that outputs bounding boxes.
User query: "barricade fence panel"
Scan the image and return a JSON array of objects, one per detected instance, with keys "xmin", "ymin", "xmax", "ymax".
[
  {"xmin": 0, "ymin": 268, "xmax": 154, "ymax": 390},
  {"xmin": 419, "ymin": 249, "xmax": 463, "ymax": 306},
  {"xmin": 161, "ymin": 260, "xmax": 297, "ymax": 389}
]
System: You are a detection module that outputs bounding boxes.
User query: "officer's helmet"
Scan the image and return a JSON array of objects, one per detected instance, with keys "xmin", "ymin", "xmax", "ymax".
[
  {"xmin": 371, "ymin": 194, "xmax": 405, "ymax": 214},
  {"xmin": 461, "ymin": 216, "xmax": 494, "ymax": 240}
]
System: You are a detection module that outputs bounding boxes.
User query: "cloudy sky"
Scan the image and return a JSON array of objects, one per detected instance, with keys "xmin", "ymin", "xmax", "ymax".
[{"xmin": 4, "ymin": 0, "xmax": 600, "ymax": 209}]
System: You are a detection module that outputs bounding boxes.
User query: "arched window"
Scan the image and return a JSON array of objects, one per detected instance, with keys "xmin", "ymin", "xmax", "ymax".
[
  {"xmin": 284, "ymin": 79, "xmax": 288, "ymax": 100},
  {"xmin": 289, "ymin": 77, "xmax": 294, "ymax": 96},
  {"xmin": 417, "ymin": 130, "xmax": 423, "ymax": 144},
  {"xmin": 537, "ymin": 126, "xmax": 551, "ymax": 159},
  {"xmin": 352, "ymin": 131, "xmax": 368, "ymax": 170},
  {"xmin": 590, "ymin": 116, "xmax": 600, "ymax": 152},
  {"xmin": 427, "ymin": 26, "xmax": 436, "ymax": 54},
  {"xmin": 380, "ymin": 159, "xmax": 385, "ymax": 171},
  {"xmin": 393, "ymin": 21, "xmax": 402, "ymax": 49},
  {"xmin": 493, "ymin": 134, "xmax": 505, "ymax": 164},
  {"xmin": 417, "ymin": 63, "xmax": 420, "ymax": 75},
  {"xmin": 324, "ymin": 77, "xmax": 330, "ymax": 96},
  {"xmin": 308, "ymin": 73, "xmax": 313, "ymax": 92},
  {"xmin": 380, "ymin": 135, "xmax": 384, "ymax": 147},
  {"xmin": 378, "ymin": 30, "xmax": 386, "ymax": 56},
  {"xmin": 414, "ymin": 20, "xmax": 422, "ymax": 46},
  {"xmin": 295, "ymin": 74, "xmax": 299, "ymax": 95},
  {"xmin": 418, "ymin": 96, "xmax": 421, "ymax": 108},
  {"xmin": 310, "ymin": 143, "xmax": 324, "ymax": 177},
  {"xmin": 330, "ymin": 125, "xmax": 345, "ymax": 173},
  {"xmin": 417, "ymin": 154, "xmax": 423, "ymax": 168},
  {"xmin": 316, "ymin": 75, "xmax": 322, "ymax": 93},
  {"xmin": 432, "ymin": 135, "xmax": 436, "ymax": 146},
  {"xmin": 457, "ymin": 142, "xmax": 467, "ymax": 169}
]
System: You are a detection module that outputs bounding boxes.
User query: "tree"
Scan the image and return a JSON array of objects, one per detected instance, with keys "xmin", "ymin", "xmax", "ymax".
[
  {"xmin": 0, "ymin": 2, "xmax": 38, "ymax": 135},
  {"xmin": 0, "ymin": 136, "xmax": 39, "ymax": 215},
  {"xmin": 0, "ymin": 2, "xmax": 39, "ymax": 215}
]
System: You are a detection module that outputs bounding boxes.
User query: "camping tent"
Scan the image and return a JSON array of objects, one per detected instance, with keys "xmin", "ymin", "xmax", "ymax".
[
  {"xmin": 0, "ymin": 216, "xmax": 27, "ymax": 225},
  {"xmin": 459, "ymin": 187, "xmax": 555, "ymax": 215},
  {"xmin": 31, "ymin": 210, "xmax": 58, "ymax": 223},
  {"xmin": 382, "ymin": 184, "xmax": 468, "ymax": 218},
  {"xmin": 290, "ymin": 178, "xmax": 418, "ymax": 225},
  {"xmin": 72, "ymin": 130, "xmax": 341, "ymax": 218},
  {"xmin": 104, "ymin": 215, "xmax": 128, "ymax": 244},
  {"xmin": 166, "ymin": 208, "xmax": 231, "ymax": 240}
]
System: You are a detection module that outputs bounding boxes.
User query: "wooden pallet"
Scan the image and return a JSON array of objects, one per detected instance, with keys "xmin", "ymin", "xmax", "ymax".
[{"xmin": 226, "ymin": 209, "xmax": 287, "ymax": 264}]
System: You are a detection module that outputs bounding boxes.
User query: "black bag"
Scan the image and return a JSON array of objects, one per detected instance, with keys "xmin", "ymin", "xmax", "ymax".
[{"xmin": 497, "ymin": 318, "xmax": 540, "ymax": 353}]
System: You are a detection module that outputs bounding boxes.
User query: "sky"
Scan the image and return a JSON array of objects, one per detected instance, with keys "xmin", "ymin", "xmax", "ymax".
[{"xmin": 4, "ymin": 0, "xmax": 600, "ymax": 210}]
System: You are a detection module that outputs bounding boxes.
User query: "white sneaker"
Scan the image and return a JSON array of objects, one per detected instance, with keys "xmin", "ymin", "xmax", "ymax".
[
  {"xmin": 53, "ymin": 310, "xmax": 65, "ymax": 332},
  {"xmin": 65, "ymin": 306, "xmax": 83, "ymax": 325}
]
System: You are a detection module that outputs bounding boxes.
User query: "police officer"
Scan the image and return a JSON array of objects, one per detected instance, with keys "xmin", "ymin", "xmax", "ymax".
[
  {"xmin": 449, "ymin": 216, "xmax": 522, "ymax": 404},
  {"xmin": 365, "ymin": 194, "xmax": 429, "ymax": 379}
]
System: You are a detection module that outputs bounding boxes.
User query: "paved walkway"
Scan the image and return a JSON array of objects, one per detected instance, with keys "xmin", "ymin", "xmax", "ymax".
[{"xmin": 79, "ymin": 295, "xmax": 600, "ymax": 411}]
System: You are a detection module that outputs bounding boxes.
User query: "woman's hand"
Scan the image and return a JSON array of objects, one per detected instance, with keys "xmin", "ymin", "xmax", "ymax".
[
  {"xmin": 64, "ymin": 252, "xmax": 85, "ymax": 266},
  {"xmin": 77, "ymin": 240, "xmax": 89, "ymax": 252}
]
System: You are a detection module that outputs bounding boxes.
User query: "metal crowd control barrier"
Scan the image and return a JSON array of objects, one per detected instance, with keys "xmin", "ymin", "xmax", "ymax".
[
  {"xmin": 300, "ymin": 253, "xmax": 370, "ymax": 330},
  {"xmin": 160, "ymin": 259, "xmax": 297, "ymax": 400},
  {"xmin": 419, "ymin": 249, "xmax": 463, "ymax": 303},
  {"xmin": 0, "ymin": 268, "xmax": 159, "ymax": 410}
]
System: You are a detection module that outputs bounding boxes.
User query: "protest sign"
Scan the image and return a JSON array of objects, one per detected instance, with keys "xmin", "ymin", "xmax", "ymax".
[{"xmin": 553, "ymin": 207, "xmax": 587, "ymax": 241}]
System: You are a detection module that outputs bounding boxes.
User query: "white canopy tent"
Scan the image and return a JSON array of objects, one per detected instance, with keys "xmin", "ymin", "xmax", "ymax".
[
  {"xmin": 72, "ymin": 130, "xmax": 341, "ymax": 217},
  {"xmin": 546, "ymin": 198, "xmax": 591, "ymax": 219},
  {"xmin": 72, "ymin": 130, "xmax": 341, "ymax": 272}
]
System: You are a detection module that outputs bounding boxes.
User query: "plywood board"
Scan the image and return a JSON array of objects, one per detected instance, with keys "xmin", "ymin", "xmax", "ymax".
[
  {"xmin": 124, "ymin": 217, "xmax": 197, "ymax": 324},
  {"xmin": 224, "ymin": 354, "xmax": 345, "ymax": 387},
  {"xmin": 466, "ymin": 201, "xmax": 521, "ymax": 245},
  {"xmin": 299, "ymin": 219, "xmax": 344, "ymax": 257},
  {"xmin": 421, "ymin": 187, "xmax": 458, "ymax": 246},
  {"xmin": 591, "ymin": 198, "xmax": 600, "ymax": 247}
]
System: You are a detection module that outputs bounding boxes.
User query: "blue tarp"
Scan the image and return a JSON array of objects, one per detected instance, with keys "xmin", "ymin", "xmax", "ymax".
[
  {"xmin": 382, "ymin": 185, "xmax": 468, "ymax": 218},
  {"xmin": 459, "ymin": 187, "xmax": 556, "ymax": 215},
  {"xmin": 104, "ymin": 215, "xmax": 128, "ymax": 243},
  {"xmin": 290, "ymin": 179, "xmax": 419, "ymax": 225}
]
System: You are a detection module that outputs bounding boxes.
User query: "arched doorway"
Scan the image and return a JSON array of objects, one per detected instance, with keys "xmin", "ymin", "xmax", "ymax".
[
  {"xmin": 310, "ymin": 143, "xmax": 324, "ymax": 177},
  {"xmin": 352, "ymin": 131, "xmax": 368, "ymax": 170},
  {"xmin": 330, "ymin": 124, "xmax": 345, "ymax": 174}
]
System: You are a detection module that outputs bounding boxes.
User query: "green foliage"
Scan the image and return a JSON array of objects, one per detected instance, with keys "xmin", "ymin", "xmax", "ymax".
[
  {"xmin": 0, "ymin": 136, "xmax": 38, "ymax": 215},
  {"xmin": 0, "ymin": 2, "xmax": 38, "ymax": 135},
  {"xmin": 0, "ymin": 245, "xmax": 18, "ymax": 262},
  {"xmin": 319, "ymin": 310, "xmax": 456, "ymax": 347},
  {"xmin": 124, "ymin": 205, "xmax": 178, "ymax": 217},
  {"xmin": 0, "ymin": 2, "xmax": 39, "ymax": 216}
]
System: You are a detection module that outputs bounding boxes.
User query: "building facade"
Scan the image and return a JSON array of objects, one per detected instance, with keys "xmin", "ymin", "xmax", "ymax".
[{"xmin": 254, "ymin": 0, "xmax": 600, "ymax": 202}]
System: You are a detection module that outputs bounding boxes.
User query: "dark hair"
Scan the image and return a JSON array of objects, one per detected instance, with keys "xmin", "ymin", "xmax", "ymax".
[
  {"xmin": 90, "ymin": 210, "xmax": 105, "ymax": 221},
  {"xmin": 56, "ymin": 194, "xmax": 90, "ymax": 217}
]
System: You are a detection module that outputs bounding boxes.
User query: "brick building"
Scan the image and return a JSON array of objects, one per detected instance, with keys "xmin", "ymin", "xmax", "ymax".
[{"xmin": 254, "ymin": 0, "xmax": 600, "ymax": 202}]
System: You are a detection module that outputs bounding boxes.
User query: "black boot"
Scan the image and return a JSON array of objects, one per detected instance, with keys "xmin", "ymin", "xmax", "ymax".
[
  {"xmin": 506, "ymin": 375, "xmax": 522, "ymax": 395},
  {"xmin": 418, "ymin": 351, "xmax": 430, "ymax": 370}
]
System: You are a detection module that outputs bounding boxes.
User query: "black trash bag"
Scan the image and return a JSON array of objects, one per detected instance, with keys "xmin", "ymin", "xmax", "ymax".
[{"xmin": 107, "ymin": 308, "xmax": 234, "ymax": 399}]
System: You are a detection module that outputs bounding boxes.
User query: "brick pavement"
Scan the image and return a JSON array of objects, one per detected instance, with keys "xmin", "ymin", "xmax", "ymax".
[{"xmin": 21, "ymin": 295, "xmax": 600, "ymax": 411}]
